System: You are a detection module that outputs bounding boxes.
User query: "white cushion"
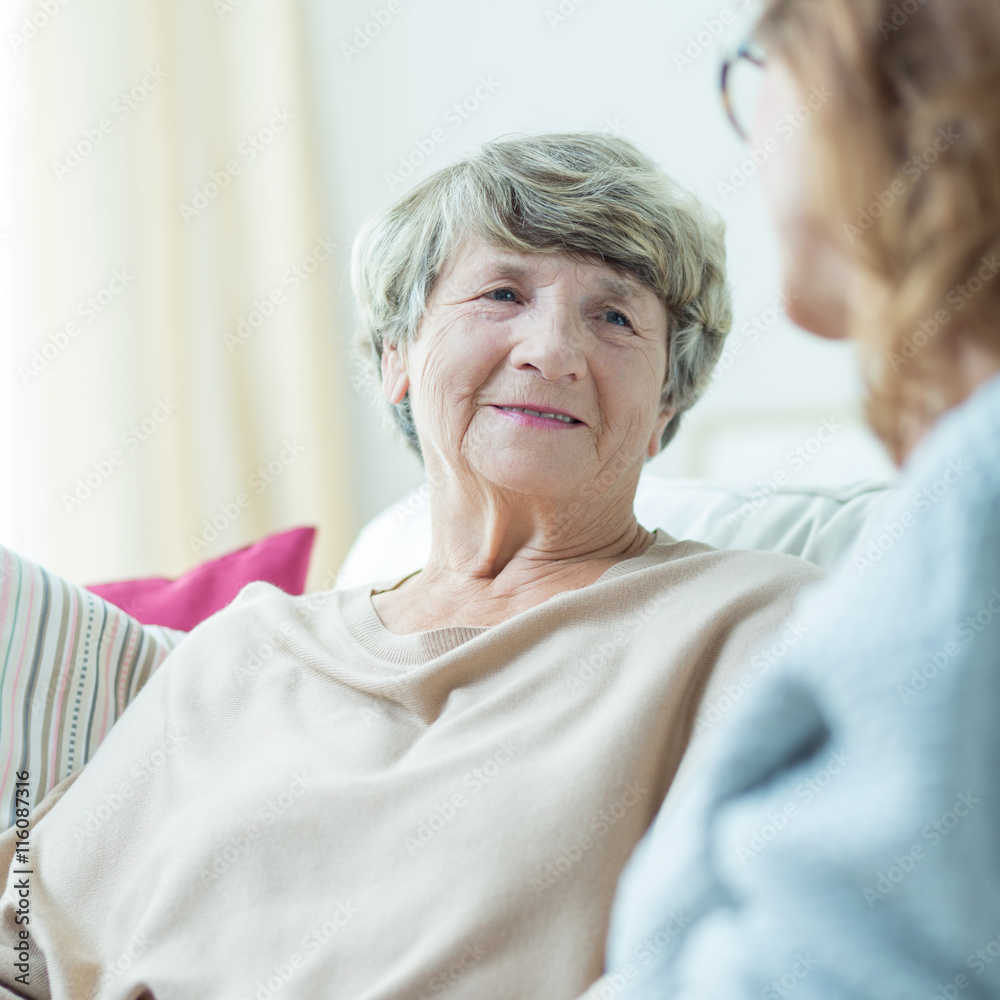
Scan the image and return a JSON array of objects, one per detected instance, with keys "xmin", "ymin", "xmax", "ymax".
[{"xmin": 337, "ymin": 472, "xmax": 896, "ymax": 587}]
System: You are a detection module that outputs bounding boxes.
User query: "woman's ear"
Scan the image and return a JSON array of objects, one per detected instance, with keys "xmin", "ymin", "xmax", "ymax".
[
  {"xmin": 647, "ymin": 405, "xmax": 677, "ymax": 458},
  {"xmin": 381, "ymin": 341, "xmax": 409, "ymax": 405}
]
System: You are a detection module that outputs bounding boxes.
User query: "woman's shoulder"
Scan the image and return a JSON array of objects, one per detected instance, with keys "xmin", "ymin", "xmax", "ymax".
[
  {"xmin": 643, "ymin": 528, "xmax": 827, "ymax": 588},
  {"xmin": 138, "ymin": 579, "xmax": 314, "ymax": 698},
  {"xmin": 600, "ymin": 530, "xmax": 826, "ymax": 631}
]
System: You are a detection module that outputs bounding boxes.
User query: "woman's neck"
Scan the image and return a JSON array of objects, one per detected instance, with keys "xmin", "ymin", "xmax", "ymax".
[
  {"xmin": 370, "ymin": 517, "xmax": 656, "ymax": 633},
  {"xmin": 417, "ymin": 479, "xmax": 653, "ymax": 588}
]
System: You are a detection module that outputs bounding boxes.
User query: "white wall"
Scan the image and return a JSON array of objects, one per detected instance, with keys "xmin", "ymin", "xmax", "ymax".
[{"xmin": 303, "ymin": 0, "xmax": 896, "ymax": 532}]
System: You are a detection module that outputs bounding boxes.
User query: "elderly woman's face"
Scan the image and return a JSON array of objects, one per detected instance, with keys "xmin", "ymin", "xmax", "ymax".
[{"xmin": 381, "ymin": 237, "xmax": 674, "ymax": 496}]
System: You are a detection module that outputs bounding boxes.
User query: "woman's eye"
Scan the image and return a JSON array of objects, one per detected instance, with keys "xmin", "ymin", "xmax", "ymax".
[
  {"xmin": 603, "ymin": 310, "xmax": 633, "ymax": 329},
  {"xmin": 485, "ymin": 288, "xmax": 518, "ymax": 303}
]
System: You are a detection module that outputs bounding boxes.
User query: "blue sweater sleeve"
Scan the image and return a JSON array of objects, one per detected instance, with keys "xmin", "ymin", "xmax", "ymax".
[{"xmin": 606, "ymin": 375, "xmax": 1000, "ymax": 1000}]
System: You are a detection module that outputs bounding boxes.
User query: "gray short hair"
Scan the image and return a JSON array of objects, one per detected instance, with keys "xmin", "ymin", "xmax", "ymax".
[{"xmin": 350, "ymin": 132, "xmax": 732, "ymax": 461}]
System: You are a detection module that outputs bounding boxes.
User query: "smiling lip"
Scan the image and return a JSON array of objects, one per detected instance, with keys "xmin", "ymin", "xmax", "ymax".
[{"xmin": 491, "ymin": 404, "xmax": 583, "ymax": 425}]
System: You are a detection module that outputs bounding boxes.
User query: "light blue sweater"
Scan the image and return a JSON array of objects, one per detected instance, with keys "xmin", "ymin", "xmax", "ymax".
[{"xmin": 606, "ymin": 369, "xmax": 1000, "ymax": 1000}]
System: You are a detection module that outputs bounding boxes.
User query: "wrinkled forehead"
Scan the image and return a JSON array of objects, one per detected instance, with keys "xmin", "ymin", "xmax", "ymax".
[{"xmin": 434, "ymin": 237, "xmax": 658, "ymax": 303}]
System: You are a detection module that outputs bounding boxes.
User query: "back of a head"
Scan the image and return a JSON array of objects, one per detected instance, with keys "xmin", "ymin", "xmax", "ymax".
[{"xmin": 755, "ymin": 0, "xmax": 1000, "ymax": 461}]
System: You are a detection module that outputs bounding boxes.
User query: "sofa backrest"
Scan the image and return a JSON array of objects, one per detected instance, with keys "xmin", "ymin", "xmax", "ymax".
[{"xmin": 337, "ymin": 473, "xmax": 895, "ymax": 587}]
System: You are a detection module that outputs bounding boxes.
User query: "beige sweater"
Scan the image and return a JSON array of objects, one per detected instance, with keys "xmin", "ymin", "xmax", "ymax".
[{"xmin": 0, "ymin": 530, "xmax": 822, "ymax": 1000}]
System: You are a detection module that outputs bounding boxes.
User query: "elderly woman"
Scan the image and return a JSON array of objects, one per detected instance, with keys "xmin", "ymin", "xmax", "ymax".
[
  {"xmin": 601, "ymin": 2, "xmax": 1000, "ymax": 998},
  {"xmin": 0, "ymin": 133, "xmax": 822, "ymax": 1000}
]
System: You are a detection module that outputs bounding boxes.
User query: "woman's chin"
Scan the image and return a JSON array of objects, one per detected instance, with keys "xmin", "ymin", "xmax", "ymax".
[
  {"xmin": 779, "ymin": 232, "xmax": 855, "ymax": 340},
  {"xmin": 472, "ymin": 459, "xmax": 584, "ymax": 498},
  {"xmin": 786, "ymin": 293, "xmax": 849, "ymax": 340}
]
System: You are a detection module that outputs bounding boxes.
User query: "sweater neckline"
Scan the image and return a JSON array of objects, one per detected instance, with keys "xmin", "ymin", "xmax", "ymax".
[{"xmin": 340, "ymin": 528, "xmax": 673, "ymax": 668}]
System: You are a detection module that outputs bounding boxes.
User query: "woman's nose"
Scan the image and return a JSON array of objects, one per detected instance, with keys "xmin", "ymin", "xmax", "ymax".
[{"xmin": 507, "ymin": 300, "xmax": 589, "ymax": 381}]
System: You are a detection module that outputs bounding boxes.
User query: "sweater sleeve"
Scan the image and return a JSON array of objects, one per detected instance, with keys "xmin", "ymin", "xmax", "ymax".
[{"xmin": 605, "ymin": 434, "xmax": 1000, "ymax": 999}]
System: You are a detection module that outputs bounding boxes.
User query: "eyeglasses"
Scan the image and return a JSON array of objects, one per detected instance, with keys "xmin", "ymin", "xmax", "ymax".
[{"xmin": 720, "ymin": 39, "xmax": 767, "ymax": 142}]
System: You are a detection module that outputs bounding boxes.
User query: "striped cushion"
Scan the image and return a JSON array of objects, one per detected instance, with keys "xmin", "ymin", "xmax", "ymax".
[{"xmin": 0, "ymin": 545, "xmax": 186, "ymax": 827}]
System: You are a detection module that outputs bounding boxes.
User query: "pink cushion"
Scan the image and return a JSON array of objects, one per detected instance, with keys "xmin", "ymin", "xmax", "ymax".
[{"xmin": 85, "ymin": 526, "xmax": 317, "ymax": 630}]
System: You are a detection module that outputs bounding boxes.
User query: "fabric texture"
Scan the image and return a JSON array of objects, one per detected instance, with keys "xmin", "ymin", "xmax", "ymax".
[
  {"xmin": 0, "ymin": 531, "xmax": 823, "ymax": 1000},
  {"xmin": 337, "ymin": 476, "xmax": 891, "ymax": 588},
  {"xmin": 0, "ymin": 547, "xmax": 186, "ymax": 831},
  {"xmin": 85, "ymin": 525, "xmax": 317, "ymax": 630},
  {"xmin": 602, "ymin": 369, "xmax": 1000, "ymax": 999}
]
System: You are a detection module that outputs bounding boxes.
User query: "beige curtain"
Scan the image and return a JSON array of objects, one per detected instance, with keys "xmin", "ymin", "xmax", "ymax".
[{"xmin": 0, "ymin": 0, "xmax": 355, "ymax": 592}]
